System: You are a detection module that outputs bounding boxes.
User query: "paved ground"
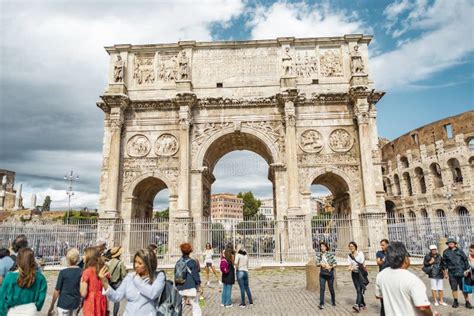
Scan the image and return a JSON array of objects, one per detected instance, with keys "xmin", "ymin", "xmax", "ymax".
[{"xmin": 40, "ymin": 267, "xmax": 473, "ymax": 315}]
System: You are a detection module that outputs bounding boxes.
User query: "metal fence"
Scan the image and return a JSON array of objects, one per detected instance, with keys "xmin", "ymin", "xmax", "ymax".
[{"xmin": 0, "ymin": 214, "xmax": 472, "ymax": 268}]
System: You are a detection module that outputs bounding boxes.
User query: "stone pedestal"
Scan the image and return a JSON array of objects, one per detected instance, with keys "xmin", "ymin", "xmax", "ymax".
[
  {"xmin": 176, "ymin": 80, "xmax": 193, "ymax": 92},
  {"xmin": 280, "ymin": 76, "xmax": 296, "ymax": 89},
  {"xmin": 107, "ymin": 83, "xmax": 128, "ymax": 94},
  {"xmin": 350, "ymin": 74, "xmax": 368, "ymax": 87},
  {"xmin": 306, "ymin": 258, "xmax": 319, "ymax": 292}
]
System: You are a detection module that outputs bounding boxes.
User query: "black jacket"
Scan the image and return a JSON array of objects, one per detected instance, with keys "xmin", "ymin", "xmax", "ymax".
[
  {"xmin": 221, "ymin": 259, "xmax": 235, "ymax": 285},
  {"xmin": 423, "ymin": 253, "xmax": 444, "ymax": 279},
  {"xmin": 442, "ymin": 247, "xmax": 469, "ymax": 277}
]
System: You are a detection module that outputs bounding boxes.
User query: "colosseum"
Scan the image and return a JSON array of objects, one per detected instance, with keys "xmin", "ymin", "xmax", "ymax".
[{"xmin": 381, "ymin": 110, "xmax": 473, "ymax": 253}]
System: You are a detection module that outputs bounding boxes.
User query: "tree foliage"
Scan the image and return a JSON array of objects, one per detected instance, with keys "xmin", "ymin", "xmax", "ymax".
[
  {"xmin": 154, "ymin": 208, "xmax": 169, "ymax": 219},
  {"xmin": 237, "ymin": 191, "xmax": 261, "ymax": 218},
  {"xmin": 42, "ymin": 196, "xmax": 51, "ymax": 212}
]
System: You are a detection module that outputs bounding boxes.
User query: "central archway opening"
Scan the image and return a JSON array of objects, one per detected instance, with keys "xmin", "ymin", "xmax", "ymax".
[
  {"xmin": 310, "ymin": 171, "xmax": 351, "ymax": 256},
  {"xmin": 200, "ymin": 131, "xmax": 277, "ymax": 262}
]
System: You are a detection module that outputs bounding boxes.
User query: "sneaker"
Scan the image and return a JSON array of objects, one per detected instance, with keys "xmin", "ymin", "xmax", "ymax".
[
  {"xmin": 225, "ymin": 304, "xmax": 233, "ymax": 308},
  {"xmin": 466, "ymin": 301, "xmax": 473, "ymax": 309},
  {"xmin": 434, "ymin": 301, "xmax": 439, "ymax": 306},
  {"xmin": 219, "ymin": 281, "xmax": 223, "ymax": 285},
  {"xmin": 239, "ymin": 304, "xmax": 246, "ymax": 308},
  {"xmin": 440, "ymin": 301, "xmax": 447, "ymax": 306},
  {"xmin": 453, "ymin": 300, "xmax": 459, "ymax": 308},
  {"xmin": 206, "ymin": 281, "xmax": 210, "ymax": 286},
  {"xmin": 352, "ymin": 305, "xmax": 360, "ymax": 313},
  {"xmin": 318, "ymin": 305, "xmax": 324, "ymax": 310},
  {"xmin": 332, "ymin": 302, "xmax": 336, "ymax": 307},
  {"xmin": 220, "ymin": 304, "xmax": 225, "ymax": 307},
  {"xmin": 249, "ymin": 302, "xmax": 254, "ymax": 306}
]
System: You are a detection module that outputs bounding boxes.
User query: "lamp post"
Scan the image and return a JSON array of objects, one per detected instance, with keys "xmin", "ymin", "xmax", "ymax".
[{"xmin": 64, "ymin": 171, "xmax": 79, "ymax": 224}]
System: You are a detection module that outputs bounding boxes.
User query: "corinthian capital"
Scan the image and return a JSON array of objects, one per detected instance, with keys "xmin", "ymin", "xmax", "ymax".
[
  {"xmin": 354, "ymin": 106, "xmax": 370, "ymax": 125},
  {"xmin": 109, "ymin": 117, "xmax": 124, "ymax": 132},
  {"xmin": 100, "ymin": 94, "xmax": 129, "ymax": 111},
  {"xmin": 175, "ymin": 92, "xmax": 197, "ymax": 108},
  {"xmin": 277, "ymin": 88, "xmax": 299, "ymax": 105}
]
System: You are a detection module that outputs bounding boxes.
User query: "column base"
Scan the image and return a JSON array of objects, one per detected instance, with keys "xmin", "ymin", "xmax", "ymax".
[
  {"xmin": 280, "ymin": 76, "xmax": 297, "ymax": 89},
  {"xmin": 176, "ymin": 80, "xmax": 193, "ymax": 92},
  {"xmin": 350, "ymin": 73, "xmax": 368, "ymax": 87},
  {"xmin": 106, "ymin": 83, "xmax": 128, "ymax": 94}
]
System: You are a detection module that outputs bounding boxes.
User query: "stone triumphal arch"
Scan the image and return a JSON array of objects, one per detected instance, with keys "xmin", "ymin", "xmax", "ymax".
[{"xmin": 97, "ymin": 35, "xmax": 386, "ymax": 259}]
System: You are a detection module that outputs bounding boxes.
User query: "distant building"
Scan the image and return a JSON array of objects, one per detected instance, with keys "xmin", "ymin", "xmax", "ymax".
[
  {"xmin": 311, "ymin": 196, "xmax": 326, "ymax": 215},
  {"xmin": 211, "ymin": 193, "xmax": 244, "ymax": 224},
  {"xmin": 258, "ymin": 198, "xmax": 274, "ymax": 220}
]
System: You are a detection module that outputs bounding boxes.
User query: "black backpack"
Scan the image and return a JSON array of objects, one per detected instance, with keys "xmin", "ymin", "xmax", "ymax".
[{"xmin": 156, "ymin": 271, "xmax": 183, "ymax": 316}]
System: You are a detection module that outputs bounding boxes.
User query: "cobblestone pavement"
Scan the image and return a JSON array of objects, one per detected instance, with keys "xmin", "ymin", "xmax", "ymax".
[{"xmin": 41, "ymin": 267, "xmax": 473, "ymax": 315}]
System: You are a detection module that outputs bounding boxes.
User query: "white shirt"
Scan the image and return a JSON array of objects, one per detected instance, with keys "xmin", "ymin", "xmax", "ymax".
[
  {"xmin": 203, "ymin": 249, "xmax": 213, "ymax": 263},
  {"xmin": 235, "ymin": 253, "xmax": 249, "ymax": 272},
  {"xmin": 347, "ymin": 251, "xmax": 365, "ymax": 272},
  {"xmin": 375, "ymin": 268, "xmax": 431, "ymax": 316}
]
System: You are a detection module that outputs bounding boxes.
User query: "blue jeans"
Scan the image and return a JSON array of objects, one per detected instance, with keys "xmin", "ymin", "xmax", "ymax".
[
  {"xmin": 236, "ymin": 271, "xmax": 253, "ymax": 305},
  {"xmin": 221, "ymin": 284, "xmax": 233, "ymax": 306},
  {"xmin": 319, "ymin": 272, "xmax": 335, "ymax": 305}
]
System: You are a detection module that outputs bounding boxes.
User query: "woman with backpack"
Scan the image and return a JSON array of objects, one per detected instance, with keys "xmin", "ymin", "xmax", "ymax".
[
  {"xmin": 347, "ymin": 241, "xmax": 367, "ymax": 313},
  {"xmin": 0, "ymin": 248, "xmax": 47, "ymax": 315},
  {"xmin": 235, "ymin": 244, "xmax": 253, "ymax": 308},
  {"xmin": 175, "ymin": 243, "xmax": 202, "ymax": 316},
  {"xmin": 423, "ymin": 245, "xmax": 447, "ymax": 306},
  {"xmin": 98, "ymin": 248, "xmax": 166, "ymax": 315},
  {"xmin": 220, "ymin": 244, "xmax": 235, "ymax": 308}
]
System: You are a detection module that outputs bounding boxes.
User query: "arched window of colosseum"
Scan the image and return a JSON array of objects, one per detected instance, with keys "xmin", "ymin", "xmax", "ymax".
[
  {"xmin": 403, "ymin": 172, "xmax": 413, "ymax": 196},
  {"xmin": 420, "ymin": 209, "xmax": 432, "ymax": 235},
  {"xmin": 414, "ymin": 167, "xmax": 427, "ymax": 194},
  {"xmin": 400, "ymin": 156, "xmax": 409, "ymax": 168},
  {"xmin": 469, "ymin": 138, "xmax": 474, "ymax": 152},
  {"xmin": 436, "ymin": 209, "xmax": 449, "ymax": 237},
  {"xmin": 393, "ymin": 174, "xmax": 401, "ymax": 195},
  {"xmin": 447, "ymin": 158, "xmax": 463, "ymax": 184},
  {"xmin": 456, "ymin": 206, "xmax": 471, "ymax": 239},
  {"xmin": 430, "ymin": 163, "xmax": 444, "ymax": 188},
  {"xmin": 407, "ymin": 211, "xmax": 419, "ymax": 237},
  {"xmin": 383, "ymin": 178, "xmax": 392, "ymax": 195}
]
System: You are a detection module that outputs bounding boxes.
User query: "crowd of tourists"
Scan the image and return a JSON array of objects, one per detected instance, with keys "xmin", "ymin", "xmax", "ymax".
[{"xmin": 0, "ymin": 233, "xmax": 473, "ymax": 315}]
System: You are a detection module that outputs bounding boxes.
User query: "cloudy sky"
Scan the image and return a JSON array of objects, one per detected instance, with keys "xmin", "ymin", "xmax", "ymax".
[{"xmin": 0, "ymin": 0, "xmax": 472, "ymax": 210}]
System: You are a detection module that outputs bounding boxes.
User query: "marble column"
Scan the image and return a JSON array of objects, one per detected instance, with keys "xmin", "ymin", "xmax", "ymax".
[
  {"xmin": 100, "ymin": 95, "xmax": 128, "ymax": 218},
  {"xmin": 354, "ymin": 98, "xmax": 377, "ymax": 208},
  {"xmin": 14, "ymin": 183, "xmax": 22, "ymax": 211},
  {"xmin": 280, "ymin": 90, "xmax": 300, "ymax": 214},
  {"xmin": 175, "ymin": 93, "xmax": 195, "ymax": 218}
]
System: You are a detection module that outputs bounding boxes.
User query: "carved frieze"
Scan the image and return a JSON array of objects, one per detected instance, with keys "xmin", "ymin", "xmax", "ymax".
[
  {"xmin": 130, "ymin": 100, "xmax": 177, "ymax": 111},
  {"xmin": 319, "ymin": 48, "xmax": 343, "ymax": 77},
  {"xmin": 244, "ymin": 121, "xmax": 285, "ymax": 153},
  {"xmin": 133, "ymin": 56, "xmax": 155, "ymax": 85},
  {"xmin": 197, "ymin": 96, "xmax": 277, "ymax": 108},
  {"xmin": 299, "ymin": 129, "xmax": 323, "ymax": 153},
  {"xmin": 158, "ymin": 53, "xmax": 178, "ymax": 82},
  {"xmin": 298, "ymin": 152, "xmax": 358, "ymax": 166},
  {"xmin": 155, "ymin": 134, "xmax": 179, "ymax": 156},
  {"xmin": 329, "ymin": 129, "xmax": 354, "ymax": 152},
  {"xmin": 126, "ymin": 134, "xmax": 151, "ymax": 157},
  {"xmin": 295, "ymin": 49, "xmax": 318, "ymax": 78}
]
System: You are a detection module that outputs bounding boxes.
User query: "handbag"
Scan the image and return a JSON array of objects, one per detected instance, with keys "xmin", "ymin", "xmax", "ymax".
[
  {"xmin": 320, "ymin": 268, "xmax": 332, "ymax": 277},
  {"xmin": 422, "ymin": 265, "xmax": 433, "ymax": 275}
]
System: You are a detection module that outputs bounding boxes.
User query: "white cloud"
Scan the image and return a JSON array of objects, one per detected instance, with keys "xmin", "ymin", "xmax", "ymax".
[
  {"xmin": 246, "ymin": 1, "xmax": 368, "ymax": 39},
  {"xmin": 372, "ymin": 0, "xmax": 474, "ymax": 90},
  {"xmin": 22, "ymin": 187, "xmax": 100, "ymax": 210}
]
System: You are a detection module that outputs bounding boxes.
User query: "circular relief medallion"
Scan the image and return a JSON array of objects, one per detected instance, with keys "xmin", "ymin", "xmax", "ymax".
[
  {"xmin": 299, "ymin": 129, "xmax": 323, "ymax": 153},
  {"xmin": 155, "ymin": 134, "xmax": 179, "ymax": 156},
  {"xmin": 126, "ymin": 134, "xmax": 151, "ymax": 157},
  {"xmin": 329, "ymin": 129, "xmax": 353, "ymax": 152}
]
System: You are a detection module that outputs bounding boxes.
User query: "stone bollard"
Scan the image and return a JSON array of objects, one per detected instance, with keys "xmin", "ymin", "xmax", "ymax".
[
  {"xmin": 306, "ymin": 257, "xmax": 319, "ymax": 292},
  {"xmin": 438, "ymin": 237, "xmax": 448, "ymax": 254}
]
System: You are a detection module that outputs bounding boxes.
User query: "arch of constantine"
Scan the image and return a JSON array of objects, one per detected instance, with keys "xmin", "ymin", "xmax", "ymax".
[{"xmin": 96, "ymin": 35, "xmax": 386, "ymax": 260}]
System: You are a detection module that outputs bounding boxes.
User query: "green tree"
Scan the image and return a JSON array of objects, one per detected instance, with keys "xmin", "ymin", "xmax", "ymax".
[
  {"xmin": 42, "ymin": 196, "xmax": 51, "ymax": 212},
  {"xmin": 154, "ymin": 208, "xmax": 169, "ymax": 219},
  {"xmin": 237, "ymin": 191, "xmax": 261, "ymax": 218}
]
